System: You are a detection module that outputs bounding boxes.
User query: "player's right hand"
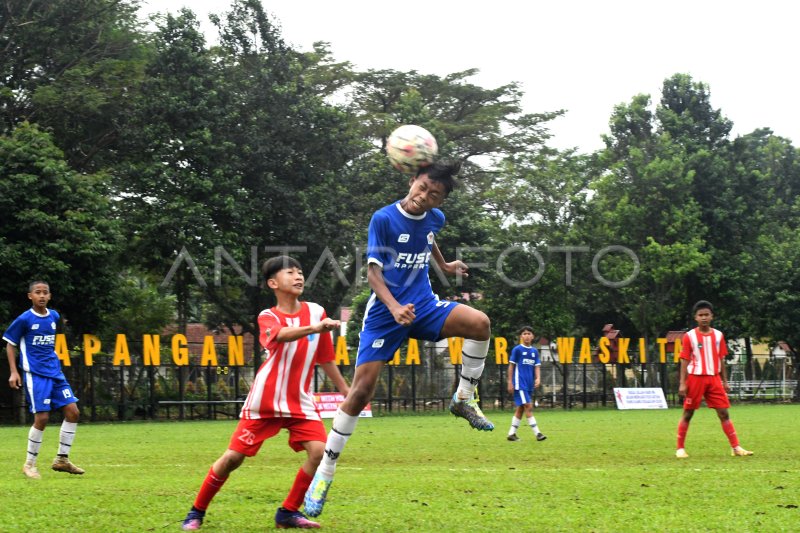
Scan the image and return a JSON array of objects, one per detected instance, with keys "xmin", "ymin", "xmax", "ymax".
[
  {"xmin": 8, "ymin": 371, "xmax": 21, "ymax": 390},
  {"xmin": 392, "ymin": 303, "xmax": 416, "ymax": 327},
  {"xmin": 316, "ymin": 318, "xmax": 341, "ymax": 333}
]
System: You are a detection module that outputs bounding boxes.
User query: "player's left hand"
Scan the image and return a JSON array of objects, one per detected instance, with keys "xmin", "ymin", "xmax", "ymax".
[{"xmin": 443, "ymin": 260, "xmax": 469, "ymax": 278}]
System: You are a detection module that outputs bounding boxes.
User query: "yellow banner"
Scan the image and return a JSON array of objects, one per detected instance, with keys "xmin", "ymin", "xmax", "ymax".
[{"xmin": 52, "ymin": 334, "xmax": 682, "ymax": 366}]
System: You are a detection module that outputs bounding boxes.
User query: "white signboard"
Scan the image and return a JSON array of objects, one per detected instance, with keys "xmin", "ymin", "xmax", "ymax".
[
  {"xmin": 313, "ymin": 392, "xmax": 372, "ymax": 418},
  {"xmin": 613, "ymin": 387, "xmax": 668, "ymax": 410}
]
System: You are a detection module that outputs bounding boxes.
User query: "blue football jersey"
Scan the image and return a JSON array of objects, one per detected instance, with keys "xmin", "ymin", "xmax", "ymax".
[
  {"xmin": 509, "ymin": 343, "xmax": 541, "ymax": 391},
  {"xmin": 366, "ymin": 202, "xmax": 445, "ymax": 305},
  {"xmin": 3, "ymin": 308, "xmax": 63, "ymax": 378}
]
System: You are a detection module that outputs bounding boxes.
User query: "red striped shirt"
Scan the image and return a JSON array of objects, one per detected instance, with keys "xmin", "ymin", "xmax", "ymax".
[
  {"xmin": 680, "ymin": 327, "xmax": 728, "ymax": 376},
  {"xmin": 240, "ymin": 302, "xmax": 334, "ymax": 420}
]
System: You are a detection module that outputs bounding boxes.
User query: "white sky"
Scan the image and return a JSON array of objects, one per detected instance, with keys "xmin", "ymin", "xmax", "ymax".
[{"xmin": 139, "ymin": 0, "xmax": 799, "ymax": 153}]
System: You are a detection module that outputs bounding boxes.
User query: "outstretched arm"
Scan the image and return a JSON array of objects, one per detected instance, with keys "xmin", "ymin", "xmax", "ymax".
[
  {"xmin": 275, "ymin": 318, "xmax": 341, "ymax": 343},
  {"xmin": 431, "ymin": 240, "xmax": 469, "ymax": 278}
]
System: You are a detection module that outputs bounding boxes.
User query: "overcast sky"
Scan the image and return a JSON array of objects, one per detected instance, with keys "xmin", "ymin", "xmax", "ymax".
[{"xmin": 139, "ymin": 0, "xmax": 799, "ymax": 153}]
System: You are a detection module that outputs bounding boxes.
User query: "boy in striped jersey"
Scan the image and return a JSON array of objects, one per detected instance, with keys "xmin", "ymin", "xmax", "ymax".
[
  {"xmin": 676, "ymin": 300, "xmax": 752, "ymax": 459},
  {"xmin": 181, "ymin": 256, "xmax": 350, "ymax": 530}
]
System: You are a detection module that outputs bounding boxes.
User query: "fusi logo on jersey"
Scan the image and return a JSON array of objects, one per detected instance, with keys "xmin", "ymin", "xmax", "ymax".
[
  {"xmin": 394, "ymin": 252, "xmax": 431, "ymax": 269},
  {"xmin": 398, "ymin": 234, "xmax": 410, "ymax": 243},
  {"xmin": 32, "ymin": 334, "xmax": 55, "ymax": 346}
]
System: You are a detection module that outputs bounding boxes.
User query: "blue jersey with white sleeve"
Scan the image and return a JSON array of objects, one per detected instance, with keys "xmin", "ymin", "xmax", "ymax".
[
  {"xmin": 509, "ymin": 343, "xmax": 541, "ymax": 391},
  {"xmin": 366, "ymin": 202, "xmax": 445, "ymax": 305},
  {"xmin": 3, "ymin": 308, "xmax": 63, "ymax": 378}
]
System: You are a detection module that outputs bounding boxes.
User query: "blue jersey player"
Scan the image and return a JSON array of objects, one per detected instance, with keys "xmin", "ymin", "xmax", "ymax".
[
  {"xmin": 4, "ymin": 281, "xmax": 84, "ymax": 478},
  {"xmin": 305, "ymin": 161, "xmax": 493, "ymax": 518},
  {"xmin": 506, "ymin": 326, "xmax": 546, "ymax": 442}
]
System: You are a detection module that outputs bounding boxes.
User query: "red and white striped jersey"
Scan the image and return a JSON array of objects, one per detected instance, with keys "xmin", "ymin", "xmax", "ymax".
[
  {"xmin": 680, "ymin": 327, "xmax": 728, "ymax": 376},
  {"xmin": 240, "ymin": 301, "xmax": 334, "ymax": 420}
]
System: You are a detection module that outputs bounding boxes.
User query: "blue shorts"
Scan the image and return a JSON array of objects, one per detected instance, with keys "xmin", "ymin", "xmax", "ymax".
[
  {"xmin": 24, "ymin": 372, "xmax": 78, "ymax": 413},
  {"xmin": 356, "ymin": 295, "xmax": 459, "ymax": 365},
  {"xmin": 513, "ymin": 390, "xmax": 535, "ymax": 407}
]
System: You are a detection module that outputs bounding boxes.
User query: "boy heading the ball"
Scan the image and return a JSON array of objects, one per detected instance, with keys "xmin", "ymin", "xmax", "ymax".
[
  {"xmin": 180, "ymin": 256, "xmax": 349, "ymax": 530},
  {"xmin": 304, "ymin": 161, "xmax": 494, "ymax": 518},
  {"xmin": 4, "ymin": 281, "xmax": 84, "ymax": 479},
  {"xmin": 675, "ymin": 300, "xmax": 753, "ymax": 459}
]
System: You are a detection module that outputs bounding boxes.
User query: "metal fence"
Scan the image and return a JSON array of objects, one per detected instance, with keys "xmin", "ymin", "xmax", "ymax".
[{"xmin": 1, "ymin": 344, "xmax": 796, "ymax": 424}]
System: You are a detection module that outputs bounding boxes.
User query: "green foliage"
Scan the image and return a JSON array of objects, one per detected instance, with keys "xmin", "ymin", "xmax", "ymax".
[
  {"xmin": 0, "ymin": 123, "xmax": 122, "ymax": 333},
  {"xmin": 0, "ymin": 0, "xmax": 146, "ymax": 169},
  {"xmin": 2, "ymin": 0, "xmax": 799, "ymax": 372},
  {"xmin": 97, "ymin": 274, "xmax": 176, "ymax": 340}
]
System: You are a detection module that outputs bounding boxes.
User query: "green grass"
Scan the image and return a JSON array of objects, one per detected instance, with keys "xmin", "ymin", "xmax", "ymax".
[{"xmin": 1, "ymin": 404, "xmax": 798, "ymax": 532}]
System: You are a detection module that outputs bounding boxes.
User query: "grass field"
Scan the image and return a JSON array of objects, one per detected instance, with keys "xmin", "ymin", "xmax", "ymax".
[{"xmin": 1, "ymin": 404, "xmax": 798, "ymax": 532}]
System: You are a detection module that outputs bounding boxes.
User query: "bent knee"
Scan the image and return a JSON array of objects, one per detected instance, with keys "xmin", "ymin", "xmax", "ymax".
[
  {"xmin": 62, "ymin": 404, "xmax": 80, "ymax": 422},
  {"xmin": 472, "ymin": 311, "xmax": 491, "ymax": 340},
  {"xmin": 347, "ymin": 387, "xmax": 373, "ymax": 410},
  {"xmin": 307, "ymin": 446, "xmax": 324, "ymax": 466}
]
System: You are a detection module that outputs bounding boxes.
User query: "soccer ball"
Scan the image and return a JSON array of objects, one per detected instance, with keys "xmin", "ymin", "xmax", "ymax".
[{"xmin": 386, "ymin": 125, "xmax": 438, "ymax": 173}]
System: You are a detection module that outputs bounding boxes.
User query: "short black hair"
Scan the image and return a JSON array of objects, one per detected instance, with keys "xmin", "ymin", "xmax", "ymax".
[
  {"xmin": 261, "ymin": 256, "xmax": 302, "ymax": 283},
  {"xmin": 415, "ymin": 160, "xmax": 461, "ymax": 195},
  {"xmin": 28, "ymin": 280, "xmax": 50, "ymax": 292},
  {"xmin": 519, "ymin": 325, "xmax": 534, "ymax": 335},
  {"xmin": 692, "ymin": 300, "xmax": 714, "ymax": 314}
]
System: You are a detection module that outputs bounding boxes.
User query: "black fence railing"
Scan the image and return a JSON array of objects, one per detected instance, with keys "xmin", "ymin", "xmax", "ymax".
[{"xmin": 2, "ymin": 353, "xmax": 795, "ymax": 424}]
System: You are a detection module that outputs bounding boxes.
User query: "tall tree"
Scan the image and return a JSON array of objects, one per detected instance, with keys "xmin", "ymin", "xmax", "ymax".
[
  {"xmin": 0, "ymin": 123, "xmax": 121, "ymax": 333},
  {"xmin": 0, "ymin": 0, "xmax": 146, "ymax": 170},
  {"xmin": 577, "ymin": 90, "xmax": 710, "ymax": 338}
]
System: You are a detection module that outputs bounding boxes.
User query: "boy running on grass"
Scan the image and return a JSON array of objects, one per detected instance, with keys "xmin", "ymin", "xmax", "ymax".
[
  {"xmin": 181, "ymin": 256, "xmax": 349, "ymax": 530},
  {"xmin": 676, "ymin": 300, "xmax": 753, "ymax": 459}
]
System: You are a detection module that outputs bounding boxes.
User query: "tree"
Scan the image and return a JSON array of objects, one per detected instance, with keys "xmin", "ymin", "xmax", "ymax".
[
  {"xmin": 0, "ymin": 0, "xmax": 146, "ymax": 170},
  {"xmin": 0, "ymin": 123, "xmax": 122, "ymax": 334},
  {"xmin": 577, "ymin": 88, "xmax": 710, "ymax": 338}
]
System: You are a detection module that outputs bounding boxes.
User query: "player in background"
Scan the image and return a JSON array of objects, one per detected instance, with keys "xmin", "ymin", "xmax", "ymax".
[
  {"xmin": 676, "ymin": 300, "xmax": 753, "ymax": 459},
  {"xmin": 4, "ymin": 281, "xmax": 84, "ymax": 479},
  {"xmin": 506, "ymin": 326, "xmax": 546, "ymax": 442},
  {"xmin": 304, "ymin": 160, "xmax": 493, "ymax": 518},
  {"xmin": 180, "ymin": 256, "xmax": 349, "ymax": 530}
]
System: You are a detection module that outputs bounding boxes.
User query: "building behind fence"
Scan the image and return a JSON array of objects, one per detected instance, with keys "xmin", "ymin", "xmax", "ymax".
[{"xmin": 0, "ymin": 338, "xmax": 796, "ymax": 425}]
